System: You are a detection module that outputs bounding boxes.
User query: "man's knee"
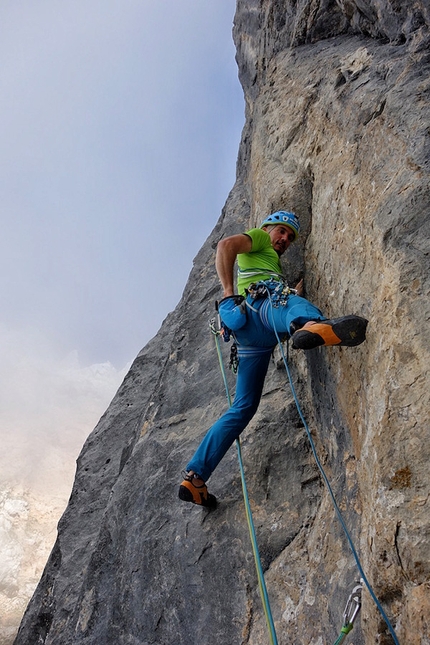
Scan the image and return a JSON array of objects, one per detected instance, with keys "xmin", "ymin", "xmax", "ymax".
[{"xmin": 231, "ymin": 401, "xmax": 260, "ymax": 425}]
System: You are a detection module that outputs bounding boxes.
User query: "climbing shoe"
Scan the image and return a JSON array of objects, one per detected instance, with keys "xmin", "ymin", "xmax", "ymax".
[
  {"xmin": 291, "ymin": 315, "xmax": 368, "ymax": 350},
  {"xmin": 178, "ymin": 472, "xmax": 217, "ymax": 509}
]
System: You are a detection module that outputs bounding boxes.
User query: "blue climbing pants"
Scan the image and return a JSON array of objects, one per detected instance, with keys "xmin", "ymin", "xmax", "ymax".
[{"xmin": 186, "ymin": 289, "xmax": 325, "ymax": 482}]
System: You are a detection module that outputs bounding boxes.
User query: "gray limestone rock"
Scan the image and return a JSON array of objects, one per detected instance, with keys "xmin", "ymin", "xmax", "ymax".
[{"xmin": 14, "ymin": 2, "xmax": 430, "ymax": 644}]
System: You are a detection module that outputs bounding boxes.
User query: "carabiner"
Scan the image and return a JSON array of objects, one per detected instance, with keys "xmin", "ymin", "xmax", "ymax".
[{"xmin": 343, "ymin": 582, "xmax": 363, "ymax": 627}]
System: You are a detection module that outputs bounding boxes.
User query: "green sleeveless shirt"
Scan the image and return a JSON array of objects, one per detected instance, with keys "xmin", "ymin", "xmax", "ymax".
[{"xmin": 236, "ymin": 228, "xmax": 284, "ymax": 295}]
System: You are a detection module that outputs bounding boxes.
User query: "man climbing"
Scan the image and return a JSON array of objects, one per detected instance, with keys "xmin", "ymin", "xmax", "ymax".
[{"xmin": 179, "ymin": 211, "xmax": 368, "ymax": 508}]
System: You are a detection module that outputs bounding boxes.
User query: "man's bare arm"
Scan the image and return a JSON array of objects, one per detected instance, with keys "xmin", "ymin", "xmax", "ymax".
[{"xmin": 216, "ymin": 234, "xmax": 252, "ymax": 298}]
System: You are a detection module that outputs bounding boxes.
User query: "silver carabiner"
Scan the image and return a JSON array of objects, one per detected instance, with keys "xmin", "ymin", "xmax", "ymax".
[{"xmin": 343, "ymin": 582, "xmax": 363, "ymax": 627}]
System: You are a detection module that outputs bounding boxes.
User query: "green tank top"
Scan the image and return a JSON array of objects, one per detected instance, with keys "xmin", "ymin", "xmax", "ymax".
[{"xmin": 237, "ymin": 228, "xmax": 284, "ymax": 295}]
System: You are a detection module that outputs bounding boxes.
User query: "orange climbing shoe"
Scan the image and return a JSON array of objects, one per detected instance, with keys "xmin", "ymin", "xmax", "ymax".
[
  {"xmin": 291, "ymin": 315, "xmax": 368, "ymax": 350},
  {"xmin": 178, "ymin": 472, "xmax": 217, "ymax": 509}
]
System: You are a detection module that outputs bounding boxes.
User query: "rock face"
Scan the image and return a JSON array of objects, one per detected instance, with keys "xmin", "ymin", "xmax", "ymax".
[{"xmin": 14, "ymin": 2, "xmax": 429, "ymax": 644}]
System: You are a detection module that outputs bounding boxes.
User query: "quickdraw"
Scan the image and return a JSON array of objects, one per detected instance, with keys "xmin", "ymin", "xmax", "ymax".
[
  {"xmin": 210, "ymin": 313, "xmax": 239, "ymax": 374},
  {"xmin": 246, "ymin": 279, "xmax": 297, "ymax": 307},
  {"xmin": 343, "ymin": 582, "xmax": 363, "ymax": 628},
  {"xmin": 228, "ymin": 342, "xmax": 239, "ymax": 373},
  {"xmin": 333, "ymin": 582, "xmax": 363, "ymax": 645}
]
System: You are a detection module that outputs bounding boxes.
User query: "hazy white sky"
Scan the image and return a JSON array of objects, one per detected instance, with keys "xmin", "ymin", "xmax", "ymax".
[
  {"xmin": 0, "ymin": 1, "xmax": 243, "ymax": 490},
  {"xmin": 0, "ymin": 0, "xmax": 243, "ymax": 365}
]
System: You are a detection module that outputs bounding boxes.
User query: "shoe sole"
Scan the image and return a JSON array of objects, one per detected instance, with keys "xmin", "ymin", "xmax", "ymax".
[
  {"xmin": 292, "ymin": 315, "xmax": 368, "ymax": 350},
  {"xmin": 178, "ymin": 482, "xmax": 217, "ymax": 509}
]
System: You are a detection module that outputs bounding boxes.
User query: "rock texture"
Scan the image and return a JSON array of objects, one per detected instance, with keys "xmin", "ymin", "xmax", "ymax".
[{"xmin": 14, "ymin": 1, "xmax": 429, "ymax": 644}]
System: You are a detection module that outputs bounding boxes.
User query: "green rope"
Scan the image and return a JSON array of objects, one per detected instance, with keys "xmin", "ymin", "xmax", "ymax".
[
  {"xmin": 212, "ymin": 329, "xmax": 278, "ymax": 645},
  {"xmin": 333, "ymin": 622, "xmax": 354, "ymax": 645}
]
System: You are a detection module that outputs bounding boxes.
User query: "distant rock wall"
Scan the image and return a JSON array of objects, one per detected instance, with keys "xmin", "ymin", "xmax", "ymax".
[{"xmin": 14, "ymin": 2, "xmax": 430, "ymax": 644}]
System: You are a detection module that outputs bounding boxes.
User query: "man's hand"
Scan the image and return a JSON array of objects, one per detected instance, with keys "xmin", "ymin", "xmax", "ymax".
[{"xmin": 216, "ymin": 234, "xmax": 252, "ymax": 298}]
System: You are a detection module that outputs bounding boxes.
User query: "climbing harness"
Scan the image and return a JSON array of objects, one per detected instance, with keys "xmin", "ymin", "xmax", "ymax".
[
  {"xmin": 210, "ymin": 282, "xmax": 401, "ymax": 645},
  {"xmin": 246, "ymin": 279, "xmax": 297, "ymax": 307},
  {"xmin": 333, "ymin": 582, "xmax": 363, "ymax": 645},
  {"xmin": 237, "ymin": 266, "xmax": 284, "ymax": 284}
]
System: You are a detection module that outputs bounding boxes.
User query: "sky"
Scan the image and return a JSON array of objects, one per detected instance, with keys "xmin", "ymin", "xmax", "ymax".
[{"xmin": 0, "ymin": 1, "xmax": 244, "ymax": 492}]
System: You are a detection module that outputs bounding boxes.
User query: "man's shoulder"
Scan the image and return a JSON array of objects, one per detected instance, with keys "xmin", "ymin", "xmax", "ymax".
[{"xmin": 244, "ymin": 228, "xmax": 271, "ymax": 250}]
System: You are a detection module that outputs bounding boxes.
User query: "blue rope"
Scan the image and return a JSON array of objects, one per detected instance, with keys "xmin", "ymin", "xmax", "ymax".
[
  {"xmin": 212, "ymin": 329, "xmax": 278, "ymax": 645},
  {"xmin": 266, "ymin": 293, "xmax": 400, "ymax": 645}
]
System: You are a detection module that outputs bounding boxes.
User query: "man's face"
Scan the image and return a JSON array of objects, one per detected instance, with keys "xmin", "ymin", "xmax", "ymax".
[{"xmin": 265, "ymin": 224, "xmax": 296, "ymax": 256}]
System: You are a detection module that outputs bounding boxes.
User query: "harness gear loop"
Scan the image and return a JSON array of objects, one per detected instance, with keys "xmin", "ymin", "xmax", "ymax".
[{"xmin": 246, "ymin": 279, "xmax": 297, "ymax": 306}]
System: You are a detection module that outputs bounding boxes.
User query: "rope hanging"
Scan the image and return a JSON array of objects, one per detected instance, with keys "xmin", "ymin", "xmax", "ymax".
[
  {"xmin": 210, "ymin": 288, "xmax": 400, "ymax": 644},
  {"xmin": 265, "ymin": 291, "xmax": 400, "ymax": 645},
  {"xmin": 211, "ymin": 326, "xmax": 279, "ymax": 645}
]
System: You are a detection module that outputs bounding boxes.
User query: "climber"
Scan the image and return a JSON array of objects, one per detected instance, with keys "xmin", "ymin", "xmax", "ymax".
[{"xmin": 179, "ymin": 211, "xmax": 368, "ymax": 508}]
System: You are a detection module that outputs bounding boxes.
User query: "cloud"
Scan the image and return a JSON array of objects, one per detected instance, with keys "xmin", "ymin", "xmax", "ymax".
[
  {"xmin": 0, "ymin": 321, "xmax": 130, "ymax": 640},
  {"xmin": 0, "ymin": 323, "xmax": 129, "ymax": 494},
  {"xmin": 0, "ymin": 486, "xmax": 73, "ymax": 643}
]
